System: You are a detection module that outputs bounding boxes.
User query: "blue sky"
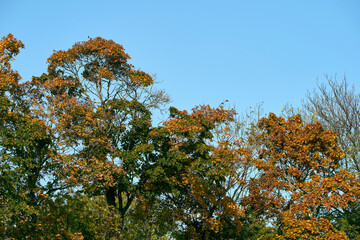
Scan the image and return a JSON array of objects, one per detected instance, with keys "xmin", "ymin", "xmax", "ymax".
[{"xmin": 1, "ymin": 0, "xmax": 359, "ymax": 115}]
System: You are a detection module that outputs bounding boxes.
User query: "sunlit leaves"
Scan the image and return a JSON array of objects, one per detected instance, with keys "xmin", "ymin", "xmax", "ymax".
[{"xmin": 244, "ymin": 113, "xmax": 359, "ymax": 239}]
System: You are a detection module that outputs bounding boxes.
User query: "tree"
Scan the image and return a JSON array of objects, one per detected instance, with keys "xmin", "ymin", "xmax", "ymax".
[
  {"xmin": 0, "ymin": 34, "xmax": 171, "ymax": 238},
  {"xmin": 37, "ymin": 36, "xmax": 169, "ymax": 227},
  {"xmin": 243, "ymin": 113, "xmax": 359, "ymax": 239},
  {"xmin": 150, "ymin": 105, "xmax": 245, "ymax": 239},
  {"xmin": 303, "ymin": 75, "xmax": 360, "ymax": 175},
  {"xmin": 303, "ymin": 75, "xmax": 360, "ymax": 238},
  {"xmin": 0, "ymin": 34, "xmax": 73, "ymax": 239}
]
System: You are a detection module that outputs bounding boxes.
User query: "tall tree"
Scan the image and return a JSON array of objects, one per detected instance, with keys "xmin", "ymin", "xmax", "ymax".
[
  {"xmin": 303, "ymin": 75, "xmax": 360, "ymax": 238},
  {"xmin": 38, "ymin": 37, "xmax": 169, "ymax": 228},
  {"xmin": 303, "ymin": 75, "xmax": 360, "ymax": 174},
  {"xmin": 244, "ymin": 113, "xmax": 359, "ymax": 239},
  {"xmin": 150, "ymin": 105, "xmax": 245, "ymax": 239}
]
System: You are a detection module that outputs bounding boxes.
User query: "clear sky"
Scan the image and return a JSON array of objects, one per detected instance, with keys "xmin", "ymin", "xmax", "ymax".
[{"xmin": 1, "ymin": 0, "xmax": 359, "ymax": 116}]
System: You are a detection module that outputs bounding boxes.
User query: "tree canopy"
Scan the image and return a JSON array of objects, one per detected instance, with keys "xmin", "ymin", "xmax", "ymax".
[{"xmin": 0, "ymin": 34, "xmax": 359, "ymax": 239}]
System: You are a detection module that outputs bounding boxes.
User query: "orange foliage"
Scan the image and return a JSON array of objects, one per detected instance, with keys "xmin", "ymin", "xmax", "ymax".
[{"xmin": 244, "ymin": 113, "xmax": 360, "ymax": 239}]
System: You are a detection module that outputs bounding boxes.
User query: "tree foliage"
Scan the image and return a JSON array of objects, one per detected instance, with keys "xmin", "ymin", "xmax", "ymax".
[
  {"xmin": 0, "ymin": 34, "xmax": 68, "ymax": 239},
  {"xmin": 149, "ymin": 105, "xmax": 245, "ymax": 239},
  {"xmin": 244, "ymin": 113, "xmax": 359, "ymax": 239},
  {"xmin": 1, "ymin": 34, "xmax": 359, "ymax": 239},
  {"xmin": 304, "ymin": 75, "xmax": 360, "ymax": 174},
  {"xmin": 303, "ymin": 75, "xmax": 360, "ymax": 239}
]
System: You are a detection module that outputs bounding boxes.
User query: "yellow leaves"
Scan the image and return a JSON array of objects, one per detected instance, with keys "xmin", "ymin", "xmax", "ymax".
[
  {"xmin": 245, "ymin": 113, "xmax": 360, "ymax": 239},
  {"xmin": 163, "ymin": 105, "xmax": 236, "ymax": 142},
  {"xmin": 287, "ymin": 166, "xmax": 302, "ymax": 177},
  {"xmin": 47, "ymin": 37, "xmax": 130, "ymax": 75},
  {"xmin": 129, "ymin": 69, "xmax": 154, "ymax": 86},
  {"xmin": 97, "ymin": 66, "xmax": 115, "ymax": 81},
  {"xmin": 192, "ymin": 104, "xmax": 236, "ymax": 123},
  {"xmin": 0, "ymin": 34, "xmax": 24, "ymax": 67},
  {"xmin": 280, "ymin": 215, "xmax": 349, "ymax": 240}
]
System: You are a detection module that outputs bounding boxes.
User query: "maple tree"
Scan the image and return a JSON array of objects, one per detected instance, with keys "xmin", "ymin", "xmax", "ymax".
[
  {"xmin": 303, "ymin": 76, "xmax": 360, "ymax": 239},
  {"xmin": 282, "ymin": 77, "xmax": 360, "ymax": 238},
  {"xmin": 243, "ymin": 113, "xmax": 360, "ymax": 239}
]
